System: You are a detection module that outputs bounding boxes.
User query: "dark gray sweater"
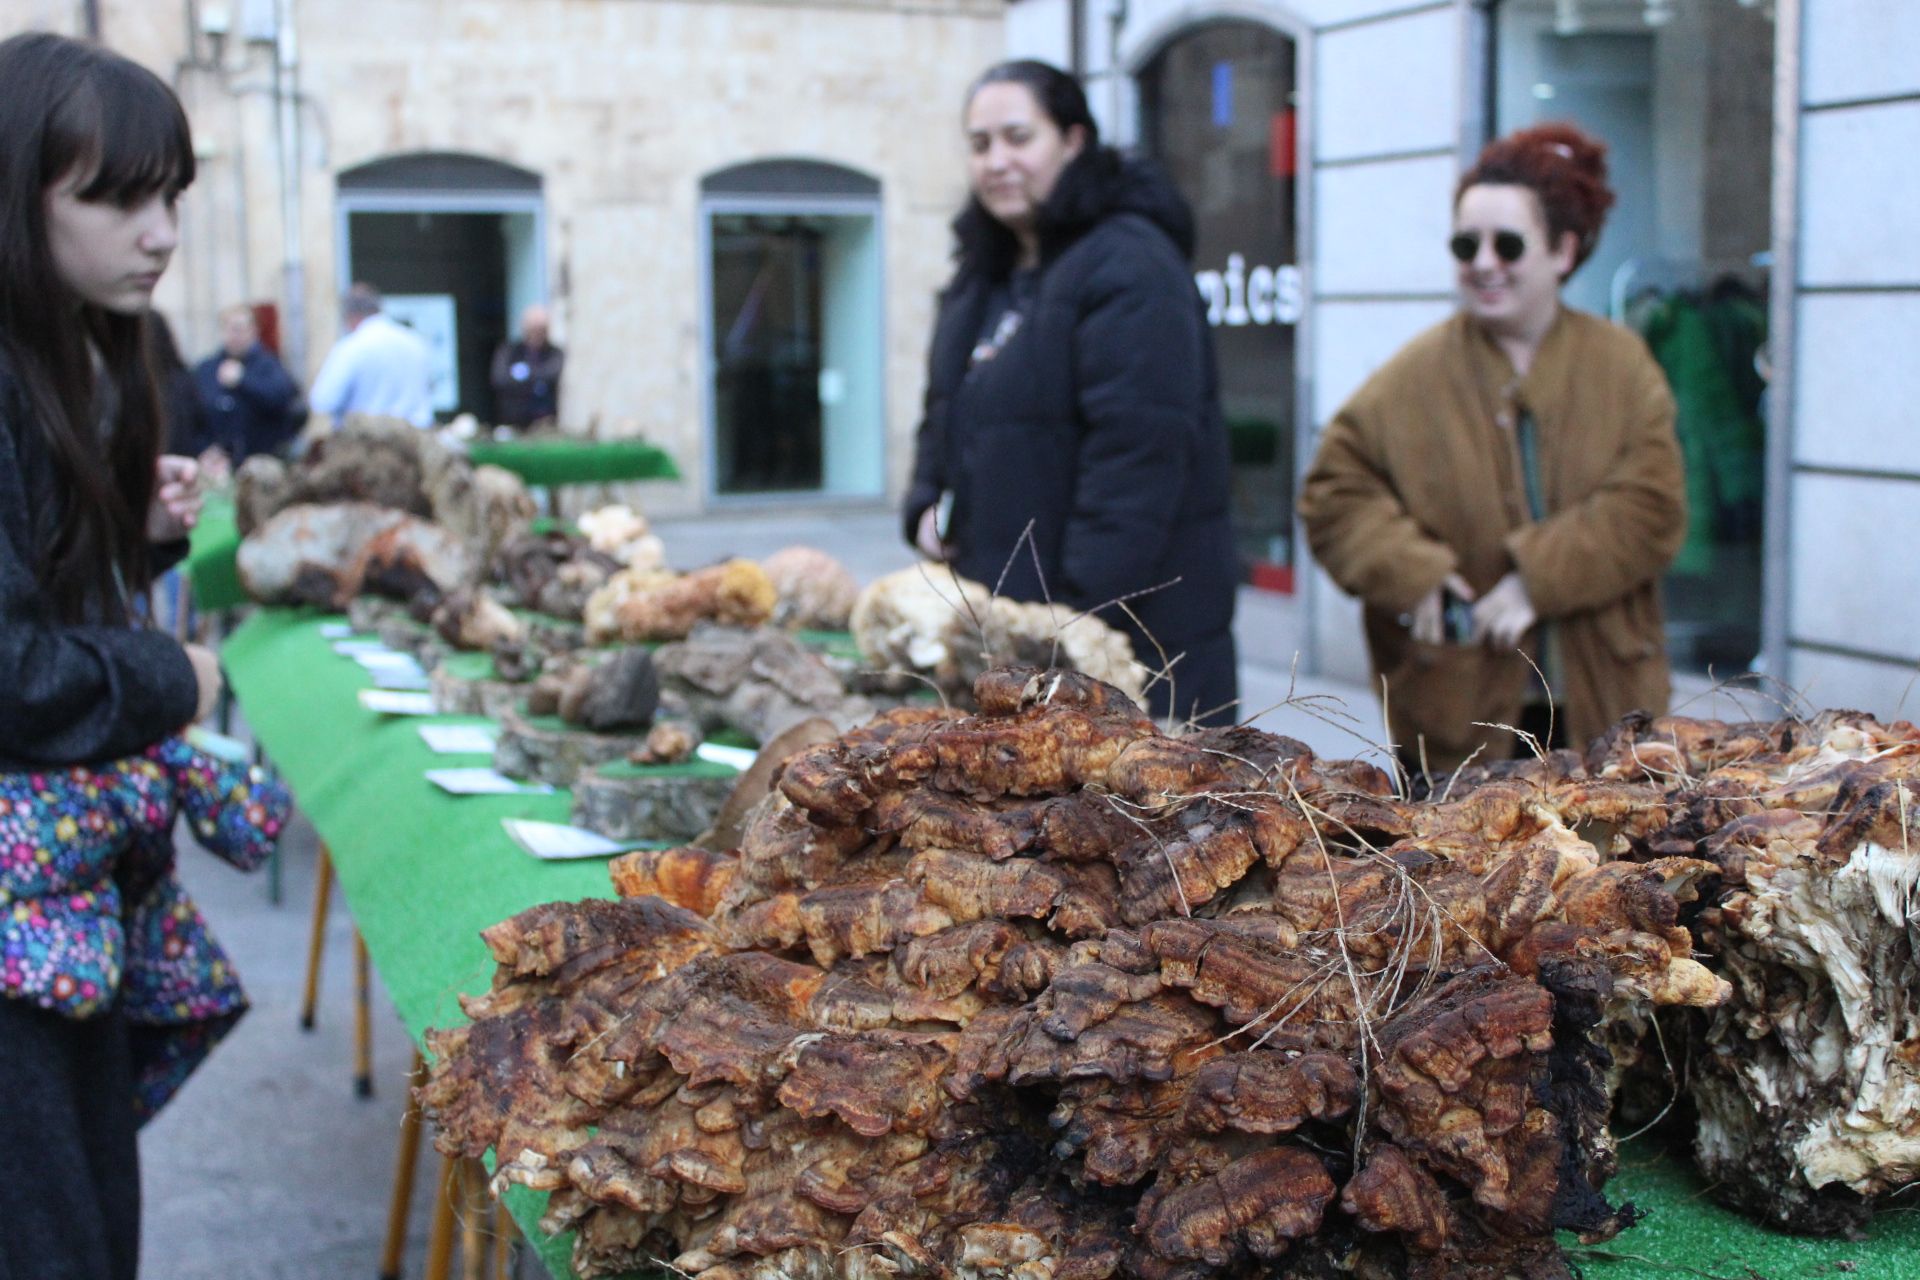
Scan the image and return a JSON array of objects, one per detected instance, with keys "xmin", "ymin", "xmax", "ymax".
[{"xmin": 0, "ymin": 356, "xmax": 197, "ymax": 768}]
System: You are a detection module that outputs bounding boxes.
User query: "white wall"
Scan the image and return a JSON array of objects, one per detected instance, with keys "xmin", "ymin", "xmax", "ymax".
[
  {"xmin": 1802, "ymin": 0, "xmax": 1920, "ymax": 106},
  {"xmin": 1315, "ymin": 5, "xmax": 1459, "ymax": 159},
  {"xmin": 1782, "ymin": 0, "xmax": 1920, "ymax": 716},
  {"xmin": 1005, "ymin": 0, "xmax": 1072, "ymax": 66},
  {"xmin": 1301, "ymin": 2, "xmax": 1467, "ymax": 682},
  {"xmin": 1793, "ymin": 294, "xmax": 1920, "ymax": 474}
]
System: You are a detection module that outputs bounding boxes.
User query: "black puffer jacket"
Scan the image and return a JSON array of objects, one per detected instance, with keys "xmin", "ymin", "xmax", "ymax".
[{"xmin": 905, "ymin": 156, "xmax": 1238, "ymax": 725}]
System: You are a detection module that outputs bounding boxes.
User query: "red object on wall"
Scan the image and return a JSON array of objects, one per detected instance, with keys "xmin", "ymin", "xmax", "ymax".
[
  {"xmin": 1249, "ymin": 561, "xmax": 1296, "ymax": 594},
  {"xmin": 1269, "ymin": 109, "xmax": 1298, "ymax": 179},
  {"xmin": 252, "ymin": 301, "xmax": 282, "ymax": 357}
]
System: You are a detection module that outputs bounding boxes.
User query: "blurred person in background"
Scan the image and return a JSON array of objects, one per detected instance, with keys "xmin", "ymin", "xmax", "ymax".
[
  {"xmin": 1299, "ymin": 123, "xmax": 1685, "ymax": 781},
  {"xmin": 191, "ymin": 302, "xmax": 303, "ymax": 468},
  {"xmin": 903, "ymin": 59, "xmax": 1238, "ymax": 726},
  {"xmin": 309, "ymin": 281, "xmax": 434, "ymax": 429},
  {"xmin": 147, "ymin": 310, "xmax": 212, "ymax": 468},
  {"xmin": 489, "ymin": 301, "xmax": 563, "ymax": 429}
]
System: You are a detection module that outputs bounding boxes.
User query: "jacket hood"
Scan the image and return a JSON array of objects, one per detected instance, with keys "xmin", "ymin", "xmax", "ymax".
[{"xmin": 1040, "ymin": 151, "xmax": 1197, "ymax": 261}]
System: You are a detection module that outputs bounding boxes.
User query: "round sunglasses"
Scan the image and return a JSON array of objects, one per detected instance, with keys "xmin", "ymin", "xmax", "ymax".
[{"xmin": 1449, "ymin": 230, "xmax": 1527, "ymax": 264}]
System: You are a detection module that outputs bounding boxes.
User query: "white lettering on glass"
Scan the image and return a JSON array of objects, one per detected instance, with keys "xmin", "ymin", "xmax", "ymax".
[
  {"xmin": 1193, "ymin": 259, "xmax": 1301, "ymax": 327},
  {"xmin": 1222, "ymin": 253, "xmax": 1250, "ymax": 326},
  {"xmin": 1247, "ymin": 265, "xmax": 1274, "ymax": 324}
]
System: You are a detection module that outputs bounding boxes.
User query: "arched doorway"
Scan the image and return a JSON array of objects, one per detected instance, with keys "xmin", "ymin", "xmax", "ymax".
[
  {"xmin": 1139, "ymin": 22, "xmax": 1301, "ymax": 589},
  {"xmin": 700, "ymin": 159, "xmax": 885, "ymax": 500},
  {"xmin": 336, "ymin": 152, "xmax": 546, "ymax": 423}
]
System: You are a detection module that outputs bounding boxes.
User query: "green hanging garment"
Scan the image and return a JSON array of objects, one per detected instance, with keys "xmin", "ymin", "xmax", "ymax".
[{"xmin": 1640, "ymin": 294, "xmax": 1766, "ymax": 576}]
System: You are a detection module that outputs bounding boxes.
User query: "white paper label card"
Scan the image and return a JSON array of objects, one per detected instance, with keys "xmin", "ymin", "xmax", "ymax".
[
  {"xmin": 694, "ymin": 742, "xmax": 757, "ymax": 771},
  {"xmin": 318, "ymin": 622, "xmax": 358, "ymax": 639},
  {"xmin": 358, "ymin": 689, "xmax": 438, "ymax": 715},
  {"xmin": 352, "ymin": 651, "xmax": 425, "ymax": 672},
  {"xmin": 425, "ymin": 768, "xmax": 554, "ymax": 796},
  {"xmin": 185, "ymin": 725, "xmax": 252, "ymax": 764},
  {"xmin": 418, "ymin": 724, "xmax": 499, "ymax": 754},
  {"xmin": 334, "ymin": 639, "xmax": 396, "ymax": 656},
  {"xmin": 501, "ymin": 818, "xmax": 640, "ymax": 860},
  {"xmin": 369, "ymin": 668, "xmax": 432, "ymax": 691}
]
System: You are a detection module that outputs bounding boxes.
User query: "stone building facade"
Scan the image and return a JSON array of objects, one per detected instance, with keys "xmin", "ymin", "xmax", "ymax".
[{"xmin": 10, "ymin": 0, "xmax": 1006, "ymax": 514}]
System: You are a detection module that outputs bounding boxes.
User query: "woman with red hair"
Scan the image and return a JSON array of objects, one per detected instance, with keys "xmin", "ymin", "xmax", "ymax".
[{"xmin": 1300, "ymin": 124, "xmax": 1686, "ymax": 778}]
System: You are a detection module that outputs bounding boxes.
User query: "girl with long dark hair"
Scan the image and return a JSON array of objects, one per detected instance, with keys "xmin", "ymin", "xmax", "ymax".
[
  {"xmin": 0, "ymin": 31, "xmax": 252, "ymax": 1278},
  {"xmin": 903, "ymin": 60, "xmax": 1239, "ymax": 727}
]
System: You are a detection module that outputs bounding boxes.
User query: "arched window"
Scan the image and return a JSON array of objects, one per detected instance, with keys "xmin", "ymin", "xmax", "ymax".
[
  {"xmin": 699, "ymin": 159, "xmax": 885, "ymax": 498},
  {"xmin": 701, "ymin": 159, "xmax": 879, "ymax": 200},
  {"xmin": 338, "ymin": 151, "xmax": 542, "ymax": 195}
]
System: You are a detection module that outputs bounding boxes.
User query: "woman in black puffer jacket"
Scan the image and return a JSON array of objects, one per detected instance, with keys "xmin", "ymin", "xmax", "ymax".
[{"xmin": 904, "ymin": 60, "xmax": 1239, "ymax": 727}]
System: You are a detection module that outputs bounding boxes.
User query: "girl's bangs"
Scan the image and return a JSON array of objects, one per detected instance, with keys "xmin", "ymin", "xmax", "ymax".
[{"xmin": 55, "ymin": 61, "xmax": 195, "ymax": 205}]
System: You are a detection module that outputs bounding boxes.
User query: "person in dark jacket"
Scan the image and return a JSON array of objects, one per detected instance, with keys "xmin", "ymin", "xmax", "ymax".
[
  {"xmin": 904, "ymin": 59, "xmax": 1238, "ymax": 726},
  {"xmin": 151, "ymin": 309, "xmax": 214, "ymax": 460},
  {"xmin": 489, "ymin": 302, "xmax": 564, "ymax": 428},
  {"xmin": 191, "ymin": 303, "xmax": 304, "ymax": 464},
  {"xmin": 0, "ymin": 33, "xmax": 233, "ymax": 1280}
]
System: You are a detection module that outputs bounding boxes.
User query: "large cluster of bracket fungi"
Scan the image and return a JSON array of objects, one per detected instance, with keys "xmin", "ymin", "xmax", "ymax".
[{"xmin": 422, "ymin": 667, "xmax": 1920, "ymax": 1278}]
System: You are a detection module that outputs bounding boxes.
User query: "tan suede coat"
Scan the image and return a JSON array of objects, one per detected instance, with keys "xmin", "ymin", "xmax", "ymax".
[{"xmin": 1300, "ymin": 307, "xmax": 1686, "ymax": 767}]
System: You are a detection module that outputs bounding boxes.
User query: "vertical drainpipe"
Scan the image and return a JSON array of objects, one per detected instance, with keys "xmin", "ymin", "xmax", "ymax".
[
  {"xmin": 1759, "ymin": 0, "xmax": 1800, "ymax": 691},
  {"xmin": 1295, "ymin": 21, "xmax": 1319, "ymax": 677},
  {"xmin": 1468, "ymin": 0, "xmax": 1500, "ymax": 150},
  {"xmin": 82, "ymin": 0, "xmax": 101, "ymax": 39},
  {"xmin": 1069, "ymin": 0, "xmax": 1085, "ymax": 78},
  {"xmin": 273, "ymin": 0, "xmax": 310, "ymax": 380}
]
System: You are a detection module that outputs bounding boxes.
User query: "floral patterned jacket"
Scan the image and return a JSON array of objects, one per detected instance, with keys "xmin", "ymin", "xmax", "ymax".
[{"xmin": 0, "ymin": 735, "xmax": 290, "ymax": 1122}]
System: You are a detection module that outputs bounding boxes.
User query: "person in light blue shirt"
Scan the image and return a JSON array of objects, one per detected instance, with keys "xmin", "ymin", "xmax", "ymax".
[{"xmin": 308, "ymin": 282, "xmax": 435, "ymax": 428}]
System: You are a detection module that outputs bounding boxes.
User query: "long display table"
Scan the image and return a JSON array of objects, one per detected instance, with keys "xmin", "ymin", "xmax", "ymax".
[{"xmin": 221, "ymin": 609, "xmax": 1920, "ymax": 1280}]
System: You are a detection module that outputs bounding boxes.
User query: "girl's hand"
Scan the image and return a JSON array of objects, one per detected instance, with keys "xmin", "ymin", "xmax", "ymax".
[{"xmin": 148, "ymin": 454, "xmax": 202, "ymax": 542}]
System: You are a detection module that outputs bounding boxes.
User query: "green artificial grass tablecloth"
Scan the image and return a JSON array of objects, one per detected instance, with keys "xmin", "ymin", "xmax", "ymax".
[
  {"xmin": 185, "ymin": 490, "xmax": 247, "ymax": 613},
  {"xmin": 220, "ymin": 609, "xmax": 1920, "ymax": 1280}
]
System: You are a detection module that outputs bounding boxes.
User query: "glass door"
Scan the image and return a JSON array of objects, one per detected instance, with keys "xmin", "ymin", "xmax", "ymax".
[{"xmin": 704, "ymin": 207, "xmax": 884, "ymax": 499}]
